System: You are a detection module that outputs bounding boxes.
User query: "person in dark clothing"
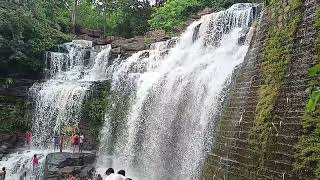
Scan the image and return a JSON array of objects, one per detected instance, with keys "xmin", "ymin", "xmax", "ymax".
[
  {"xmin": 96, "ymin": 174, "xmax": 103, "ymax": 180},
  {"xmin": 0, "ymin": 167, "xmax": 6, "ymax": 180},
  {"xmin": 59, "ymin": 133, "xmax": 65, "ymax": 152},
  {"xmin": 26, "ymin": 131, "xmax": 32, "ymax": 149},
  {"xmin": 105, "ymin": 168, "xmax": 114, "ymax": 176},
  {"xmin": 53, "ymin": 135, "xmax": 60, "ymax": 151},
  {"xmin": 118, "ymin": 170, "xmax": 125, "ymax": 176}
]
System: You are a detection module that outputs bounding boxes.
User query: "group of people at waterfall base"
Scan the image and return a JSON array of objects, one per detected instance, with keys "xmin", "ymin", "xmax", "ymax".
[
  {"xmin": 5, "ymin": 129, "xmax": 85, "ymax": 179},
  {"xmin": 26, "ymin": 127, "xmax": 85, "ymax": 153},
  {"xmin": 52, "ymin": 127, "xmax": 85, "ymax": 153}
]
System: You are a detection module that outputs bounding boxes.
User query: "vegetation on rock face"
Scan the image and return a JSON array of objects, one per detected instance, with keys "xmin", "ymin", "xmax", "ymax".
[
  {"xmin": 0, "ymin": 79, "xmax": 32, "ymax": 133},
  {"xmin": 0, "ymin": 98, "xmax": 32, "ymax": 134},
  {"xmin": 82, "ymin": 87, "xmax": 110, "ymax": 144},
  {"xmin": 295, "ymin": 7, "xmax": 320, "ymax": 179},
  {"xmin": 249, "ymin": 0, "xmax": 303, "ymax": 174}
]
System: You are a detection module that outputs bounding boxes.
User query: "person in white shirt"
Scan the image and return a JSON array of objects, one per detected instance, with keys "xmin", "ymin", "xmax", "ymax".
[
  {"xmin": 79, "ymin": 134, "xmax": 84, "ymax": 152},
  {"xmin": 105, "ymin": 173, "xmax": 125, "ymax": 180},
  {"xmin": 105, "ymin": 168, "xmax": 126, "ymax": 180}
]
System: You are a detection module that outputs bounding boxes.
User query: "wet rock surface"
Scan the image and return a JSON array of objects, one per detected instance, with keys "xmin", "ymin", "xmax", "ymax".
[
  {"xmin": 44, "ymin": 152, "xmax": 96, "ymax": 180},
  {"xmin": 77, "ymin": 29, "xmax": 171, "ymax": 61}
]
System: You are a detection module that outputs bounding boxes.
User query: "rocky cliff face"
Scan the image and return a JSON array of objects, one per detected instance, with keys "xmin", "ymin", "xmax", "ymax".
[
  {"xmin": 43, "ymin": 152, "xmax": 96, "ymax": 180},
  {"xmin": 0, "ymin": 78, "xmax": 35, "ymax": 155},
  {"xmin": 203, "ymin": 0, "xmax": 319, "ymax": 179}
]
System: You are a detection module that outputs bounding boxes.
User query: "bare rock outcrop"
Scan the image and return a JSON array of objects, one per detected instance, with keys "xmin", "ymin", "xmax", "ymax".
[{"xmin": 43, "ymin": 152, "xmax": 96, "ymax": 180}]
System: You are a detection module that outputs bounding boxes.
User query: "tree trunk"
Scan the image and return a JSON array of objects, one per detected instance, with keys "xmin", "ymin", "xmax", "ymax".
[
  {"xmin": 103, "ymin": 0, "xmax": 107, "ymax": 38},
  {"xmin": 72, "ymin": 0, "xmax": 79, "ymax": 34}
]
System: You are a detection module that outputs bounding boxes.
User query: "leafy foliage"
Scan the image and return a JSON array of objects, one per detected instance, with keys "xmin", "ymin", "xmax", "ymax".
[
  {"xmin": 76, "ymin": 0, "xmax": 152, "ymax": 38},
  {"xmin": 82, "ymin": 88, "xmax": 110, "ymax": 143},
  {"xmin": 306, "ymin": 86, "xmax": 320, "ymax": 113},
  {"xmin": 308, "ymin": 64, "xmax": 320, "ymax": 77},
  {"xmin": 0, "ymin": 99, "xmax": 32, "ymax": 134},
  {"xmin": 0, "ymin": 1, "xmax": 72, "ymax": 78},
  {"xmin": 0, "ymin": 0, "xmax": 152, "ymax": 78},
  {"xmin": 149, "ymin": 0, "xmax": 201, "ymax": 32},
  {"xmin": 295, "ymin": 8, "xmax": 320, "ymax": 179}
]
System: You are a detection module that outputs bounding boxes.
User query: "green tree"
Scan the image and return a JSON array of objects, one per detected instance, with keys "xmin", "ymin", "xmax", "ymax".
[
  {"xmin": 149, "ymin": 0, "xmax": 201, "ymax": 33},
  {"xmin": 0, "ymin": 1, "xmax": 72, "ymax": 78}
]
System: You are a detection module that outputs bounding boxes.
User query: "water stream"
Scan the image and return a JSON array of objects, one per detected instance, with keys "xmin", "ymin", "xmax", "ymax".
[
  {"xmin": 0, "ymin": 3, "xmax": 259, "ymax": 180},
  {"xmin": 96, "ymin": 3, "xmax": 258, "ymax": 180}
]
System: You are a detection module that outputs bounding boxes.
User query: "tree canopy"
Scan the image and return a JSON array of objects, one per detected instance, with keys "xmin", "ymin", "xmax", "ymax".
[{"xmin": 0, "ymin": 0, "xmax": 260, "ymax": 78}]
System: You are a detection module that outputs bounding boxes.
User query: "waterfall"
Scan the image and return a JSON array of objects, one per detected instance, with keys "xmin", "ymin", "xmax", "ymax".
[
  {"xmin": 0, "ymin": 41, "xmax": 111, "ymax": 179},
  {"xmin": 0, "ymin": 3, "xmax": 259, "ymax": 179},
  {"xmin": 30, "ymin": 41, "xmax": 111, "ymax": 147},
  {"xmin": 97, "ymin": 3, "xmax": 259, "ymax": 180}
]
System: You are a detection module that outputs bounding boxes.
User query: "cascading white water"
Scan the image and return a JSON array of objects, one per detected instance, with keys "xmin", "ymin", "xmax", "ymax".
[
  {"xmin": 0, "ymin": 41, "xmax": 111, "ymax": 179},
  {"xmin": 0, "ymin": 3, "xmax": 259, "ymax": 179},
  {"xmin": 97, "ymin": 4, "xmax": 258, "ymax": 180},
  {"xmin": 30, "ymin": 41, "xmax": 111, "ymax": 147}
]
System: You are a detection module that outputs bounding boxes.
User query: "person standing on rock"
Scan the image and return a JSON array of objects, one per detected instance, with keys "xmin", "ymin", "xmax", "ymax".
[
  {"xmin": 79, "ymin": 133, "xmax": 84, "ymax": 152},
  {"xmin": 0, "ymin": 167, "xmax": 6, "ymax": 180},
  {"xmin": 26, "ymin": 130, "xmax": 32, "ymax": 149},
  {"xmin": 73, "ymin": 134, "xmax": 80, "ymax": 153},
  {"xmin": 32, "ymin": 154, "xmax": 39, "ymax": 179},
  {"xmin": 53, "ymin": 134, "xmax": 60, "ymax": 151},
  {"xmin": 33, "ymin": 154, "xmax": 39, "ymax": 170},
  {"xmin": 60, "ymin": 133, "xmax": 65, "ymax": 152}
]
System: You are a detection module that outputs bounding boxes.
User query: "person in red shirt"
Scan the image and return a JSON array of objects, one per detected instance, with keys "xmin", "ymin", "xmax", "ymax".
[
  {"xmin": 33, "ymin": 154, "xmax": 39, "ymax": 171},
  {"xmin": 26, "ymin": 131, "xmax": 32, "ymax": 149},
  {"xmin": 73, "ymin": 135, "xmax": 80, "ymax": 153}
]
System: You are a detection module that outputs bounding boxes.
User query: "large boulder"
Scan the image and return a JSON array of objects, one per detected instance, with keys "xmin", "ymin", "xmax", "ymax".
[
  {"xmin": 111, "ymin": 36, "xmax": 147, "ymax": 52},
  {"xmin": 145, "ymin": 30, "xmax": 170, "ymax": 42},
  {"xmin": 109, "ymin": 36, "xmax": 149, "ymax": 59},
  {"xmin": 43, "ymin": 152, "xmax": 96, "ymax": 180}
]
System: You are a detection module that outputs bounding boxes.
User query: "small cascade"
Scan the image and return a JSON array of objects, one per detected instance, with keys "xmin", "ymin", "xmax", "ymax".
[
  {"xmin": 30, "ymin": 41, "xmax": 111, "ymax": 148},
  {"xmin": 0, "ymin": 150, "xmax": 49, "ymax": 180},
  {"xmin": 96, "ymin": 3, "xmax": 259, "ymax": 180},
  {"xmin": 0, "ymin": 41, "xmax": 111, "ymax": 179}
]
